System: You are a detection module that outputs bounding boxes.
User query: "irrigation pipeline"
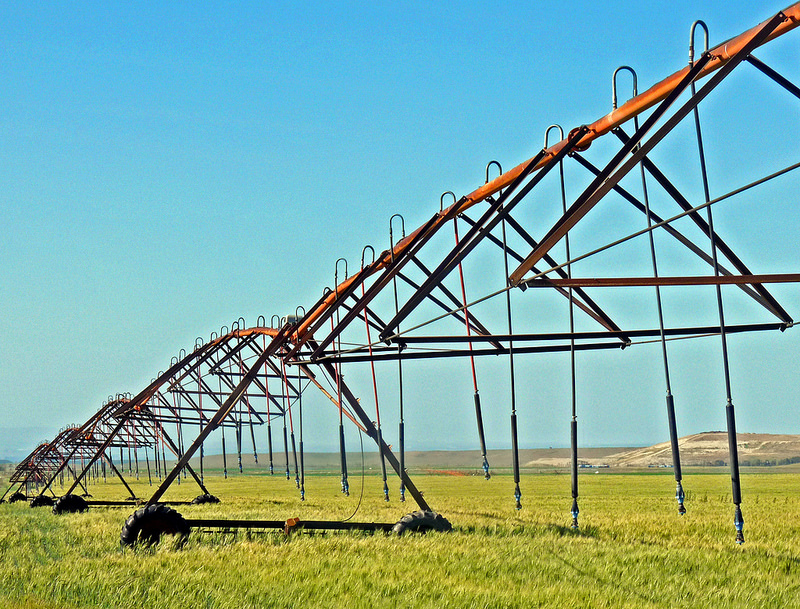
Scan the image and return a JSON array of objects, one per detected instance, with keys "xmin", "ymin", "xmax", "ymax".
[{"xmin": 285, "ymin": 3, "xmax": 800, "ymax": 347}]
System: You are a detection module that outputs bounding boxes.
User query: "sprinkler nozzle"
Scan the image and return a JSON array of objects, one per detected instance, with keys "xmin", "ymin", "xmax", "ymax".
[{"xmin": 734, "ymin": 506, "xmax": 744, "ymax": 545}]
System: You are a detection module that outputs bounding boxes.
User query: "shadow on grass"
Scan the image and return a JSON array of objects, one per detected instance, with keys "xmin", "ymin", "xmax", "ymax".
[
  {"xmin": 545, "ymin": 523, "xmax": 600, "ymax": 538},
  {"xmin": 454, "ymin": 523, "xmax": 600, "ymax": 538}
]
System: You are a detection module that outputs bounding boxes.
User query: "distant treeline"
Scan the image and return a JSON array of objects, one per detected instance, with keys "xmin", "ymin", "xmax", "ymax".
[{"xmin": 704, "ymin": 456, "xmax": 800, "ymax": 467}]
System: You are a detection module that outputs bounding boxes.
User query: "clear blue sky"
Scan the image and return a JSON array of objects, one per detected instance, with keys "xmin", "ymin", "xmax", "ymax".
[{"xmin": 1, "ymin": 1, "xmax": 798, "ymax": 461}]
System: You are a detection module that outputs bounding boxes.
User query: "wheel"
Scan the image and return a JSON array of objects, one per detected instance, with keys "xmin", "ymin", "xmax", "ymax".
[
  {"xmin": 30, "ymin": 495, "xmax": 55, "ymax": 508},
  {"xmin": 191, "ymin": 493, "xmax": 220, "ymax": 505},
  {"xmin": 52, "ymin": 494, "xmax": 89, "ymax": 514},
  {"xmin": 392, "ymin": 510, "xmax": 452, "ymax": 536},
  {"xmin": 120, "ymin": 504, "xmax": 190, "ymax": 548},
  {"xmin": 8, "ymin": 492, "xmax": 27, "ymax": 504}
]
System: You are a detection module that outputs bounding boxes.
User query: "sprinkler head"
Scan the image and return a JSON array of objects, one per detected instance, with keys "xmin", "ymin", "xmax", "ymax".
[
  {"xmin": 675, "ymin": 482, "xmax": 687, "ymax": 514},
  {"xmin": 734, "ymin": 506, "xmax": 744, "ymax": 544}
]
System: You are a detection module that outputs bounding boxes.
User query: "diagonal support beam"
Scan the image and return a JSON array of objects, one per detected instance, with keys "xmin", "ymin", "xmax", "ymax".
[
  {"xmin": 405, "ymin": 256, "xmax": 504, "ymax": 349},
  {"xmin": 502, "ymin": 214, "xmax": 628, "ymax": 340},
  {"xmin": 570, "ymin": 148, "xmax": 776, "ymax": 314},
  {"xmin": 612, "ymin": 128, "xmax": 793, "ymax": 323},
  {"xmin": 378, "ymin": 131, "xmax": 587, "ymax": 343},
  {"xmin": 298, "ymin": 211, "xmax": 449, "ymax": 361},
  {"xmin": 746, "ymin": 55, "xmax": 800, "ymax": 100},
  {"xmin": 460, "ymin": 213, "xmax": 628, "ymax": 339},
  {"xmin": 509, "ymin": 13, "xmax": 786, "ymax": 285},
  {"xmin": 509, "ymin": 53, "xmax": 714, "ymax": 285}
]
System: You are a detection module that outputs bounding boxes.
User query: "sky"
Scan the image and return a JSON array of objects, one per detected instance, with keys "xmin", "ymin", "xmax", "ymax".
[{"xmin": 1, "ymin": 1, "xmax": 798, "ymax": 463}]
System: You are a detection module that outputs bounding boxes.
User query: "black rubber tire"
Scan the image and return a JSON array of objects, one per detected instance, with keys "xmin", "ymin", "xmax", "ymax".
[
  {"xmin": 191, "ymin": 493, "xmax": 220, "ymax": 505},
  {"xmin": 52, "ymin": 494, "xmax": 89, "ymax": 515},
  {"xmin": 30, "ymin": 495, "xmax": 55, "ymax": 508},
  {"xmin": 120, "ymin": 504, "xmax": 190, "ymax": 548},
  {"xmin": 8, "ymin": 492, "xmax": 27, "ymax": 504},
  {"xmin": 392, "ymin": 510, "xmax": 452, "ymax": 536}
]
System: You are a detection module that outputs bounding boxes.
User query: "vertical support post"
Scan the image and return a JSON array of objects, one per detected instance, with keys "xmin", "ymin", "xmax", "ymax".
[
  {"xmin": 267, "ymin": 422, "xmax": 274, "ymax": 475},
  {"xmin": 510, "ymin": 412, "xmax": 521, "ymax": 510},
  {"xmin": 199, "ymin": 419, "xmax": 205, "ymax": 486},
  {"xmin": 249, "ymin": 417, "xmax": 258, "ymax": 465},
  {"xmin": 570, "ymin": 419, "xmax": 579, "ymax": 528},
  {"xmin": 448, "ymin": 187, "xmax": 491, "ymax": 480},
  {"xmin": 154, "ymin": 437, "xmax": 161, "ymax": 481},
  {"xmin": 161, "ymin": 435, "xmax": 168, "ymax": 484},
  {"xmin": 291, "ymin": 427, "xmax": 299, "ymax": 489},
  {"xmin": 145, "ymin": 449, "xmax": 152, "ymax": 486},
  {"xmin": 361, "ymin": 245, "xmax": 390, "ymax": 501},
  {"xmin": 390, "ymin": 215, "xmax": 406, "ymax": 502},
  {"xmin": 221, "ymin": 427, "xmax": 228, "ymax": 479},
  {"xmin": 547, "ymin": 123, "xmax": 580, "ymax": 527},
  {"xmin": 264, "ymin": 341, "xmax": 274, "ymax": 475},
  {"xmin": 614, "ymin": 62, "xmax": 688, "ymax": 515},
  {"xmin": 232, "ymin": 355, "xmax": 243, "ymax": 475},
  {"xmin": 298, "ymin": 350, "xmax": 305, "ymax": 501},
  {"xmin": 236, "ymin": 419, "xmax": 243, "ymax": 474},
  {"xmin": 196, "ymin": 369, "xmax": 205, "ymax": 485},
  {"xmin": 282, "ymin": 419, "xmax": 290, "ymax": 481},
  {"xmin": 334, "ymin": 259, "xmax": 350, "ymax": 497},
  {"xmin": 498, "ymin": 180, "xmax": 521, "ymax": 510},
  {"xmin": 666, "ymin": 394, "xmax": 685, "ymax": 512},
  {"xmin": 690, "ymin": 20, "xmax": 743, "ymax": 543}
]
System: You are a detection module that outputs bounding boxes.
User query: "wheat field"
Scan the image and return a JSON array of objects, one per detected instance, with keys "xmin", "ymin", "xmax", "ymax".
[{"xmin": 1, "ymin": 469, "xmax": 799, "ymax": 608}]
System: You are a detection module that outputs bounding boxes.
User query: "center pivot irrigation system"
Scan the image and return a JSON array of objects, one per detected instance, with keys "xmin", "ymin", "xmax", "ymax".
[{"xmin": 4, "ymin": 5, "xmax": 800, "ymax": 547}]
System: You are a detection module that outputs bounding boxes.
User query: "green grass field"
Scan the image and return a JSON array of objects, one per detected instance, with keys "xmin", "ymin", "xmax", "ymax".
[{"xmin": 1, "ymin": 469, "xmax": 799, "ymax": 608}]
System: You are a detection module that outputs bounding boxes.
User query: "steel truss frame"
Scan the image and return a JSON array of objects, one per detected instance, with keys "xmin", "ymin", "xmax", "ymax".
[{"xmin": 7, "ymin": 4, "xmax": 800, "ymax": 545}]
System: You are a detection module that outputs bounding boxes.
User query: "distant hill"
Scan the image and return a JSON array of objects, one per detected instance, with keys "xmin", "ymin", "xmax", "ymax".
[
  {"xmin": 180, "ymin": 446, "xmax": 636, "ymax": 473},
  {"xmin": 155, "ymin": 433, "xmax": 800, "ymax": 474},
  {"xmin": 524, "ymin": 432, "xmax": 800, "ymax": 468}
]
